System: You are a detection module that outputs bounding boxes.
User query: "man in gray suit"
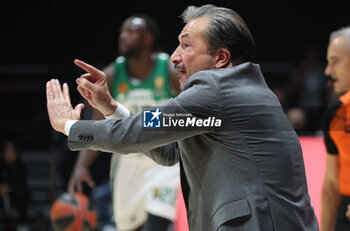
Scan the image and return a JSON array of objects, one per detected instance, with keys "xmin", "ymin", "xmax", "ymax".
[{"xmin": 46, "ymin": 4, "xmax": 319, "ymax": 231}]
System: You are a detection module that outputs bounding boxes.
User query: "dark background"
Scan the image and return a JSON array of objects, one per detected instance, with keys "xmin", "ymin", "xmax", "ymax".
[{"xmin": 0, "ymin": 0, "xmax": 349, "ymax": 150}]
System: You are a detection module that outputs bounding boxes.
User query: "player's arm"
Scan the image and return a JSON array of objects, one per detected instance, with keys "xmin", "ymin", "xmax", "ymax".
[
  {"xmin": 68, "ymin": 149, "xmax": 99, "ymax": 193},
  {"xmin": 321, "ymin": 154, "xmax": 340, "ymax": 231},
  {"xmin": 67, "ymin": 109, "xmax": 105, "ymax": 193}
]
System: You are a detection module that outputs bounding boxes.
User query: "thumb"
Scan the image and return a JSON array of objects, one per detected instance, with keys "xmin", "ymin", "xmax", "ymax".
[{"xmin": 74, "ymin": 103, "xmax": 85, "ymax": 116}]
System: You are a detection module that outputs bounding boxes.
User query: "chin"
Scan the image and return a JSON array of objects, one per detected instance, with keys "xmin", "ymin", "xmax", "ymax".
[
  {"xmin": 180, "ymin": 84, "xmax": 185, "ymax": 91},
  {"xmin": 179, "ymin": 76, "xmax": 187, "ymax": 87},
  {"xmin": 334, "ymin": 87, "xmax": 346, "ymax": 94}
]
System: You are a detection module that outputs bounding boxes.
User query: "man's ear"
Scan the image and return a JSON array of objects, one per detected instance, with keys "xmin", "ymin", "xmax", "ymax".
[{"xmin": 214, "ymin": 48, "xmax": 232, "ymax": 68}]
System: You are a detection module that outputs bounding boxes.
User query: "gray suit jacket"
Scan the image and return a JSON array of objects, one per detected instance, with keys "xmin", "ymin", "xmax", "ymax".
[{"xmin": 68, "ymin": 62, "xmax": 319, "ymax": 231}]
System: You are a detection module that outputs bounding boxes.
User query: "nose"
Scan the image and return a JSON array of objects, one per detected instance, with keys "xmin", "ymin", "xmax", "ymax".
[
  {"xmin": 170, "ymin": 46, "xmax": 181, "ymax": 64},
  {"xmin": 325, "ymin": 64, "xmax": 332, "ymax": 76}
]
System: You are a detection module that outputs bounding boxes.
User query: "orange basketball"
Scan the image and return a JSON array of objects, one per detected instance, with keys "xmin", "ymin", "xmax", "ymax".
[{"xmin": 50, "ymin": 192, "xmax": 97, "ymax": 231}]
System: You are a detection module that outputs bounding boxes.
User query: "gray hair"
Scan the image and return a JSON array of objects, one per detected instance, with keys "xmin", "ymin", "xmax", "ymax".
[
  {"xmin": 330, "ymin": 26, "xmax": 350, "ymax": 44},
  {"xmin": 181, "ymin": 4, "xmax": 256, "ymax": 65}
]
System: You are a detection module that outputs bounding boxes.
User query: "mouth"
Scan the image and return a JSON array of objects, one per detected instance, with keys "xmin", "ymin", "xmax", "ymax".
[
  {"xmin": 175, "ymin": 70, "xmax": 186, "ymax": 79},
  {"xmin": 327, "ymin": 76, "xmax": 337, "ymax": 86},
  {"xmin": 174, "ymin": 65, "xmax": 186, "ymax": 78}
]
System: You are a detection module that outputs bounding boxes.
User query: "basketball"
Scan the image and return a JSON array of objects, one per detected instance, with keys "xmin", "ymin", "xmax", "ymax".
[{"xmin": 50, "ymin": 192, "xmax": 97, "ymax": 231}]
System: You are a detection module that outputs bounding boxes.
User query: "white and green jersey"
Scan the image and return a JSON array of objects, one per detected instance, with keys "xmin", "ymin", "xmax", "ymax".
[
  {"xmin": 111, "ymin": 53, "xmax": 173, "ymax": 113},
  {"xmin": 110, "ymin": 53, "xmax": 179, "ymax": 230}
]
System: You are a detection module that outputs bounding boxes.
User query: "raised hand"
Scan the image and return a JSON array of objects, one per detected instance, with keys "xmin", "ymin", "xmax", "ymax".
[
  {"xmin": 46, "ymin": 79, "xmax": 84, "ymax": 135},
  {"xmin": 74, "ymin": 59, "xmax": 118, "ymax": 116}
]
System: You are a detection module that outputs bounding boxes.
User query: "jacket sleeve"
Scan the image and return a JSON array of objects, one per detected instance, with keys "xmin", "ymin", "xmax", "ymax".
[
  {"xmin": 67, "ymin": 71, "xmax": 222, "ymax": 165},
  {"xmin": 143, "ymin": 142, "xmax": 180, "ymax": 166}
]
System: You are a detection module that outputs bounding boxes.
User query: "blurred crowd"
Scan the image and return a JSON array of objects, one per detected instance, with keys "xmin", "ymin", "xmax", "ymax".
[{"xmin": 271, "ymin": 47, "xmax": 333, "ymax": 135}]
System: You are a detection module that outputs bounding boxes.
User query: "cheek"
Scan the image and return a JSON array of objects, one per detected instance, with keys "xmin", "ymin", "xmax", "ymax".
[
  {"xmin": 339, "ymin": 70, "xmax": 350, "ymax": 90},
  {"xmin": 345, "ymin": 75, "xmax": 350, "ymax": 87},
  {"xmin": 189, "ymin": 55, "xmax": 213, "ymax": 72},
  {"xmin": 339, "ymin": 64, "xmax": 350, "ymax": 79}
]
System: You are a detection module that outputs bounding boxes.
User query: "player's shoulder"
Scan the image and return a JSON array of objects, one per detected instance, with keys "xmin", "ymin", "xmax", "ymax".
[{"xmin": 156, "ymin": 52, "xmax": 170, "ymax": 61}]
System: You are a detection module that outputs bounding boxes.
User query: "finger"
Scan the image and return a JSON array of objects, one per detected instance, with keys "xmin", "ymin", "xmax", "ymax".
[
  {"xmin": 80, "ymin": 73, "xmax": 92, "ymax": 80},
  {"xmin": 74, "ymin": 103, "xmax": 85, "ymax": 116},
  {"xmin": 74, "ymin": 59, "xmax": 102, "ymax": 76},
  {"xmin": 76, "ymin": 181, "xmax": 83, "ymax": 193},
  {"xmin": 77, "ymin": 78, "xmax": 98, "ymax": 93},
  {"xmin": 62, "ymin": 83, "xmax": 72, "ymax": 104},
  {"xmin": 76, "ymin": 73, "xmax": 94, "ymax": 84},
  {"xmin": 49, "ymin": 79, "xmax": 59, "ymax": 100},
  {"xmin": 85, "ymin": 178, "xmax": 96, "ymax": 189},
  {"xmin": 67, "ymin": 180, "xmax": 75, "ymax": 193},
  {"xmin": 46, "ymin": 81, "xmax": 54, "ymax": 102},
  {"xmin": 83, "ymin": 88, "xmax": 91, "ymax": 98},
  {"xmin": 49, "ymin": 79, "xmax": 57, "ymax": 100},
  {"xmin": 52, "ymin": 79, "xmax": 64, "ymax": 101},
  {"xmin": 77, "ymin": 85, "xmax": 90, "ymax": 100},
  {"xmin": 81, "ymin": 175, "xmax": 95, "ymax": 189}
]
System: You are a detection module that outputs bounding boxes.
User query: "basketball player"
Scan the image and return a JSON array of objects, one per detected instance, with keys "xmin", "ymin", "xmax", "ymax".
[{"xmin": 68, "ymin": 15, "xmax": 180, "ymax": 231}]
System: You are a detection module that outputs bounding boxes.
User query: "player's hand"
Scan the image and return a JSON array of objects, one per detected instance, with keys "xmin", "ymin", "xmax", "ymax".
[
  {"xmin": 46, "ymin": 79, "xmax": 84, "ymax": 135},
  {"xmin": 74, "ymin": 59, "xmax": 118, "ymax": 116},
  {"xmin": 67, "ymin": 167, "xmax": 95, "ymax": 193}
]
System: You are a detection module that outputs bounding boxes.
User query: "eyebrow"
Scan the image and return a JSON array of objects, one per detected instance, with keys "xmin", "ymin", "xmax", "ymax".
[
  {"xmin": 178, "ymin": 32, "xmax": 191, "ymax": 41},
  {"xmin": 327, "ymin": 55, "xmax": 339, "ymax": 62}
]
